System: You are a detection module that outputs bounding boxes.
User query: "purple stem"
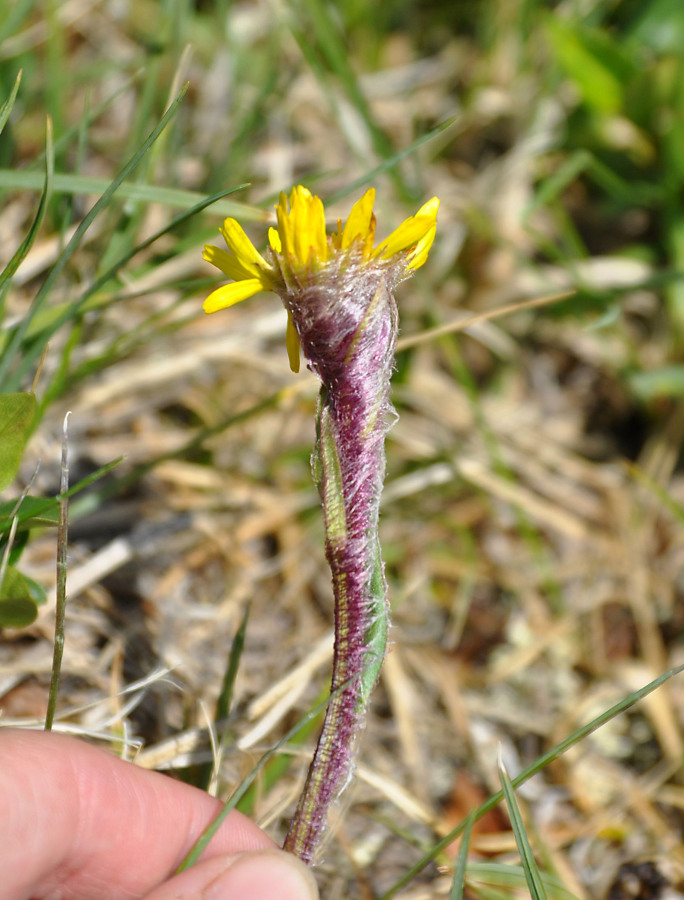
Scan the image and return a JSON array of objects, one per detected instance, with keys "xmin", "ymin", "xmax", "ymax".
[{"xmin": 282, "ymin": 267, "xmax": 398, "ymax": 863}]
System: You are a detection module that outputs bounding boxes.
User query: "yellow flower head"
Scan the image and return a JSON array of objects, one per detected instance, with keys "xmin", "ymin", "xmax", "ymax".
[{"xmin": 203, "ymin": 186, "xmax": 439, "ymax": 371}]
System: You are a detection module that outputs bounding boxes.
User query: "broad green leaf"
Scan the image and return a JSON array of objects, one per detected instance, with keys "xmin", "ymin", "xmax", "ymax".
[
  {"xmin": 0, "ymin": 392, "xmax": 37, "ymax": 490},
  {"xmin": 0, "ymin": 566, "xmax": 41, "ymax": 628}
]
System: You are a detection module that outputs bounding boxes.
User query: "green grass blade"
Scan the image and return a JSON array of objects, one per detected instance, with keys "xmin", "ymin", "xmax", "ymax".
[
  {"xmin": 326, "ymin": 111, "xmax": 459, "ymax": 205},
  {"xmin": 44, "ymin": 412, "xmax": 70, "ymax": 732},
  {"xmin": 0, "ymin": 0, "xmax": 34, "ymax": 51},
  {"xmin": 0, "ymin": 84, "xmax": 190, "ymax": 391},
  {"xmin": 216, "ymin": 603, "xmax": 250, "ymax": 724},
  {"xmin": 178, "ymin": 652, "xmax": 382, "ymax": 870},
  {"xmin": 467, "ymin": 864, "xmax": 580, "ymax": 900},
  {"xmin": 22, "ymin": 70, "xmax": 141, "ymax": 173},
  {"xmin": 78, "ymin": 183, "xmax": 250, "ymax": 301},
  {"xmin": 0, "ymin": 171, "xmax": 264, "ymax": 221},
  {"xmin": 176, "ymin": 685, "xmax": 338, "ymax": 871},
  {"xmin": 499, "ymin": 758, "xmax": 547, "ymax": 900},
  {"xmin": 0, "ymin": 69, "xmax": 22, "ymax": 137},
  {"xmin": 378, "ymin": 661, "xmax": 684, "ymax": 899},
  {"xmin": 449, "ymin": 812, "xmax": 474, "ymax": 900},
  {"xmin": 293, "ymin": 0, "xmax": 410, "ymax": 199},
  {"xmin": 0, "ymin": 116, "xmax": 53, "ymax": 292},
  {"xmin": 0, "ymin": 182, "xmax": 248, "ymax": 375},
  {"xmin": 194, "ymin": 603, "xmax": 251, "ymax": 792},
  {"xmin": 0, "ymin": 457, "xmax": 123, "ymax": 536}
]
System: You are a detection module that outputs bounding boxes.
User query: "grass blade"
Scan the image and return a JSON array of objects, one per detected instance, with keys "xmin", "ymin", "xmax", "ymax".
[
  {"xmin": 0, "ymin": 170, "xmax": 265, "ymax": 221},
  {"xmin": 467, "ymin": 864, "xmax": 580, "ymax": 900},
  {"xmin": 194, "ymin": 603, "xmax": 251, "ymax": 792},
  {"xmin": 0, "ymin": 116, "xmax": 53, "ymax": 293},
  {"xmin": 499, "ymin": 756, "xmax": 547, "ymax": 900},
  {"xmin": 326, "ymin": 111, "xmax": 459, "ymax": 205},
  {"xmin": 0, "ymin": 69, "xmax": 22, "ymax": 137},
  {"xmin": 44, "ymin": 411, "xmax": 70, "ymax": 731},
  {"xmin": 0, "ymin": 84, "xmax": 190, "ymax": 391},
  {"xmin": 378, "ymin": 661, "xmax": 684, "ymax": 899},
  {"xmin": 176, "ymin": 685, "xmax": 338, "ymax": 871},
  {"xmin": 449, "ymin": 811, "xmax": 474, "ymax": 900}
]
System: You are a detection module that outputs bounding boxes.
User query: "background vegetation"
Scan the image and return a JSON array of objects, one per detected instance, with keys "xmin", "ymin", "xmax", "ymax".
[{"xmin": 1, "ymin": 0, "xmax": 684, "ymax": 897}]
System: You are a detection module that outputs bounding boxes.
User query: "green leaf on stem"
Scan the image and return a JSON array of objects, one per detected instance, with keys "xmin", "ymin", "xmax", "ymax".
[
  {"xmin": 0, "ymin": 392, "xmax": 37, "ymax": 490},
  {"xmin": 0, "ymin": 565, "xmax": 44, "ymax": 627}
]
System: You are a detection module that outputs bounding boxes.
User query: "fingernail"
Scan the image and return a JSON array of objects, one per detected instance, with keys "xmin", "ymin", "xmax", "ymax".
[{"xmin": 203, "ymin": 850, "xmax": 319, "ymax": 900}]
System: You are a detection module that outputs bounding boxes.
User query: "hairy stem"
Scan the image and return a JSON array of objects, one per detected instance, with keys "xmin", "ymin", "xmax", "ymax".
[{"xmin": 283, "ymin": 278, "xmax": 397, "ymax": 863}]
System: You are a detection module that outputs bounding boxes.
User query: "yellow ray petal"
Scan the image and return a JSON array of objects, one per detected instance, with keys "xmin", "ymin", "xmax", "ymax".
[
  {"xmin": 286, "ymin": 311, "xmax": 301, "ymax": 373},
  {"xmin": 292, "ymin": 187, "xmax": 314, "ymax": 266},
  {"xmin": 407, "ymin": 223, "xmax": 437, "ymax": 270},
  {"xmin": 203, "ymin": 244, "xmax": 267, "ymax": 284},
  {"xmin": 276, "ymin": 192, "xmax": 294, "ymax": 259},
  {"xmin": 341, "ymin": 188, "xmax": 375, "ymax": 251},
  {"xmin": 414, "ymin": 196, "xmax": 440, "ymax": 219},
  {"xmin": 203, "ymin": 279, "xmax": 265, "ymax": 313},
  {"xmin": 373, "ymin": 197, "xmax": 440, "ymax": 262},
  {"xmin": 268, "ymin": 227, "xmax": 282, "ymax": 253},
  {"xmin": 220, "ymin": 218, "xmax": 271, "ymax": 278},
  {"xmin": 373, "ymin": 219, "xmax": 429, "ymax": 259},
  {"xmin": 309, "ymin": 193, "xmax": 328, "ymax": 264}
]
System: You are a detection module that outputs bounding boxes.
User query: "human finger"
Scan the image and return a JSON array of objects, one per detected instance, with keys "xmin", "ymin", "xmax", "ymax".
[
  {"xmin": 140, "ymin": 850, "xmax": 319, "ymax": 900},
  {"xmin": 0, "ymin": 728, "xmax": 275, "ymax": 900}
]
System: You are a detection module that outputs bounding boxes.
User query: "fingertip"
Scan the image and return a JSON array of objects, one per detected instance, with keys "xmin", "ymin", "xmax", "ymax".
[
  {"xmin": 141, "ymin": 850, "xmax": 319, "ymax": 900},
  {"xmin": 204, "ymin": 851, "xmax": 319, "ymax": 900}
]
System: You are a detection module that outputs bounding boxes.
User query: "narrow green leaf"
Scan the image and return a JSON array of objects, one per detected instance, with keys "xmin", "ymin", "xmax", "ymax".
[
  {"xmin": 0, "ymin": 116, "xmax": 54, "ymax": 292},
  {"xmin": 449, "ymin": 812, "xmax": 474, "ymax": 900},
  {"xmin": 0, "ymin": 457, "xmax": 123, "ymax": 536},
  {"xmin": 216, "ymin": 603, "xmax": 250, "ymax": 724},
  {"xmin": 499, "ymin": 759, "xmax": 547, "ymax": 900},
  {"xmin": 379, "ymin": 662, "xmax": 684, "ymax": 899},
  {"xmin": 315, "ymin": 402, "xmax": 348, "ymax": 545},
  {"xmin": 0, "ymin": 0, "xmax": 34, "ymax": 48},
  {"xmin": 0, "ymin": 69, "xmax": 22, "ymax": 138},
  {"xmin": 194, "ymin": 603, "xmax": 251, "ymax": 792},
  {"xmin": 0, "ymin": 85, "xmax": 191, "ymax": 390},
  {"xmin": 0, "ymin": 495, "xmax": 60, "ymax": 532},
  {"xmin": 326, "ymin": 110, "xmax": 459, "ymax": 205},
  {"xmin": 0, "ymin": 392, "xmax": 37, "ymax": 490},
  {"xmin": 467, "ymin": 864, "xmax": 579, "ymax": 900},
  {"xmin": 0, "ymin": 170, "xmax": 264, "ymax": 221}
]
